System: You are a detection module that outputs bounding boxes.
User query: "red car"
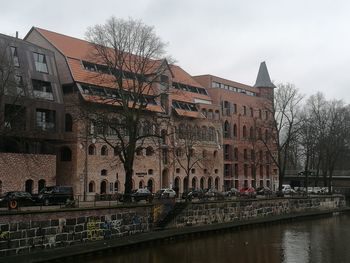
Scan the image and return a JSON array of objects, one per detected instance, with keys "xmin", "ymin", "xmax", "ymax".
[{"xmin": 239, "ymin": 187, "xmax": 257, "ymax": 198}]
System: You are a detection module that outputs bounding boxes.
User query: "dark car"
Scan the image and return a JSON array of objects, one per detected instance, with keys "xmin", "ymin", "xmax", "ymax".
[
  {"xmin": 37, "ymin": 186, "xmax": 74, "ymax": 206},
  {"xmin": 182, "ymin": 188, "xmax": 205, "ymax": 200},
  {"xmin": 0, "ymin": 191, "xmax": 36, "ymax": 209},
  {"xmin": 256, "ymin": 187, "xmax": 273, "ymax": 196},
  {"xmin": 131, "ymin": 188, "xmax": 153, "ymax": 202}
]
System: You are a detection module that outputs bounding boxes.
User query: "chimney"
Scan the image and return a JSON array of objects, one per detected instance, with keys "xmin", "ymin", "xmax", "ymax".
[{"xmin": 15, "ymin": 31, "xmax": 18, "ymax": 38}]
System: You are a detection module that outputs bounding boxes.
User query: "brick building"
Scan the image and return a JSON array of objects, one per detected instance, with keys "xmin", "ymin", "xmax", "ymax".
[
  {"xmin": 0, "ymin": 33, "xmax": 64, "ymax": 194},
  {"xmin": 0, "ymin": 27, "xmax": 277, "ymax": 197}
]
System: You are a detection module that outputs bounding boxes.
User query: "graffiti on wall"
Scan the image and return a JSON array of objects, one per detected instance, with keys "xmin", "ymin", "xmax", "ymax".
[{"xmin": 87, "ymin": 218, "xmax": 103, "ymax": 241}]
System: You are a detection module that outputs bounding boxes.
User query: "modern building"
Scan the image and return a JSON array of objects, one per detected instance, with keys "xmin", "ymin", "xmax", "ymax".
[{"xmin": 0, "ymin": 32, "xmax": 65, "ymax": 194}]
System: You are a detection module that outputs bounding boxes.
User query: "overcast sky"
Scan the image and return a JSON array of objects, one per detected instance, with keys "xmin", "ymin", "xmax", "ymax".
[{"xmin": 1, "ymin": 0, "xmax": 350, "ymax": 102}]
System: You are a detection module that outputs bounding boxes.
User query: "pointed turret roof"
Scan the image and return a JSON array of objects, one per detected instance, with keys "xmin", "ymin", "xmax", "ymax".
[{"xmin": 254, "ymin": 61, "xmax": 276, "ymax": 88}]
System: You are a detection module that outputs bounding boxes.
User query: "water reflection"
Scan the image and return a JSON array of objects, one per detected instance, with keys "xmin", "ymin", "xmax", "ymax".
[{"xmin": 82, "ymin": 214, "xmax": 350, "ymax": 263}]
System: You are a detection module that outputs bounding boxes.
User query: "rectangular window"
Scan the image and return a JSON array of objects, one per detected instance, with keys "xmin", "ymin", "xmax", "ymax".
[
  {"xmin": 162, "ymin": 149, "xmax": 168, "ymax": 165},
  {"xmin": 33, "ymin": 52, "xmax": 48, "ymax": 73},
  {"xmin": 109, "ymin": 182, "xmax": 114, "ymax": 193},
  {"xmin": 212, "ymin": 81, "xmax": 221, "ymax": 88},
  {"xmin": 15, "ymin": 75, "xmax": 24, "ymax": 96},
  {"xmin": 224, "ymin": 164, "xmax": 230, "ymax": 177},
  {"xmin": 36, "ymin": 109, "xmax": 56, "ymax": 131},
  {"xmin": 32, "ymin": 79, "xmax": 53, "ymax": 100},
  {"xmin": 10, "ymin": 46, "xmax": 20, "ymax": 67}
]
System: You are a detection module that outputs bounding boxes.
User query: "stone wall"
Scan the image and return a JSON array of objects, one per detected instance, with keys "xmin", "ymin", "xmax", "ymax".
[
  {"xmin": 0, "ymin": 196, "xmax": 345, "ymax": 257},
  {"xmin": 173, "ymin": 196, "xmax": 345, "ymax": 228},
  {"xmin": 0, "ymin": 205, "xmax": 152, "ymax": 257}
]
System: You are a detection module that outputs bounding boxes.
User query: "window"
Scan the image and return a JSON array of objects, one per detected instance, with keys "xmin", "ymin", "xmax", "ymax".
[
  {"xmin": 176, "ymin": 148, "xmax": 182, "ymax": 157},
  {"xmin": 251, "ymin": 150, "xmax": 255, "ymax": 162},
  {"xmin": 146, "ymin": 147, "xmax": 154, "ymax": 156},
  {"xmin": 234, "ymin": 148, "xmax": 239, "ymax": 161},
  {"xmin": 101, "ymin": 169, "xmax": 107, "ymax": 176},
  {"xmin": 214, "ymin": 169, "xmax": 218, "ymax": 174},
  {"xmin": 191, "ymin": 169, "xmax": 196, "ymax": 174},
  {"xmin": 160, "ymin": 75, "xmax": 169, "ymax": 85},
  {"xmin": 249, "ymin": 127, "xmax": 254, "ymax": 139},
  {"xmin": 243, "ymin": 106, "xmax": 247, "ymax": 116},
  {"xmin": 212, "ymin": 81, "xmax": 221, "ymax": 88},
  {"xmin": 15, "ymin": 75, "xmax": 24, "ymax": 96},
  {"xmin": 10, "ymin": 46, "xmax": 20, "ymax": 67},
  {"xmin": 213, "ymin": 150, "xmax": 218, "ymax": 158},
  {"xmin": 242, "ymin": 125, "xmax": 247, "ymax": 138},
  {"xmin": 266, "ymin": 165, "xmax": 270, "ymax": 178},
  {"xmin": 224, "ymin": 164, "xmax": 230, "ymax": 177},
  {"xmin": 234, "ymin": 164, "xmax": 238, "ymax": 177},
  {"xmin": 259, "ymin": 109, "xmax": 262, "ymax": 119},
  {"xmin": 233, "ymin": 124, "xmax": 237, "ymax": 137},
  {"xmin": 65, "ymin": 114, "xmax": 73, "ymax": 132},
  {"xmin": 224, "ymin": 121, "xmax": 231, "ymax": 138},
  {"xmin": 33, "ymin": 52, "xmax": 48, "ymax": 73},
  {"xmin": 136, "ymin": 147, "xmax": 143, "ymax": 156},
  {"xmin": 88, "ymin": 144, "xmax": 96, "ymax": 155},
  {"xmin": 148, "ymin": 169, "xmax": 153, "ymax": 175},
  {"xmin": 60, "ymin": 147, "xmax": 72, "ymax": 161},
  {"xmin": 176, "ymin": 168, "xmax": 180, "ymax": 173},
  {"xmin": 244, "ymin": 149, "xmax": 248, "ymax": 161},
  {"xmin": 233, "ymin": 104, "xmax": 237, "ymax": 113},
  {"xmin": 224, "ymin": 144, "xmax": 230, "ymax": 161},
  {"xmin": 89, "ymin": 181, "xmax": 95, "ymax": 192},
  {"xmin": 250, "ymin": 107, "xmax": 254, "ymax": 117},
  {"xmin": 32, "ymin": 79, "xmax": 53, "ymax": 100},
  {"xmin": 110, "ymin": 182, "xmax": 114, "ymax": 193},
  {"xmin": 101, "ymin": 145, "xmax": 108, "ymax": 156},
  {"xmin": 36, "ymin": 109, "xmax": 55, "ymax": 131},
  {"xmin": 162, "ymin": 149, "xmax": 168, "ymax": 164},
  {"xmin": 265, "ymin": 111, "xmax": 269, "ymax": 120},
  {"xmin": 172, "ymin": 100, "xmax": 198, "ymax": 111}
]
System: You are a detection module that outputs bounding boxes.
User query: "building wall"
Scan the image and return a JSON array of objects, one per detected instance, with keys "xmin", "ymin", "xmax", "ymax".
[
  {"xmin": 194, "ymin": 75, "xmax": 278, "ymax": 190},
  {"xmin": 0, "ymin": 153, "xmax": 56, "ymax": 194}
]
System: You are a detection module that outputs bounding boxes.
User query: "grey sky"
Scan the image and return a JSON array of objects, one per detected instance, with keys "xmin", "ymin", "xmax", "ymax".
[{"xmin": 1, "ymin": 0, "xmax": 350, "ymax": 102}]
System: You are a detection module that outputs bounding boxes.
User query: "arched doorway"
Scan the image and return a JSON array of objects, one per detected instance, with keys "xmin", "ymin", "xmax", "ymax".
[
  {"xmin": 183, "ymin": 177, "xmax": 189, "ymax": 193},
  {"xmin": 147, "ymin": 179, "xmax": 154, "ymax": 193},
  {"xmin": 215, "ymin": 177, "xmax": 220, "ymax": 190},
  {"xmin": 192, "ymin": 177, "xmax": 197, "ymax": 189},
  {"xmin": 174, "ymin": 177, "xmax": 180, "ymax": 197},
  {"xmin": 38, "ymin": 179, "xmax": 46, "ymax": 192},
  {"xmin": 208, "ymin": 177, "xmax": 212, "ymax": 189},
  {"xmin": 100, "ymin": 180, "xmax": 107, "ymax": 194},
  {"xmin": 200, "ymin": 177, "xmax": 205, "ymax": 189},
  {"xmin": 25, "ymin": 179, "xmax": 33, "ymax": 194},
  {"xmin": 162, "ymin": 169, "xmax": 169, "ymax": 188},
  {"xmin": 139, "ymin": 180, "xmax": 144, "ymax": 189}
]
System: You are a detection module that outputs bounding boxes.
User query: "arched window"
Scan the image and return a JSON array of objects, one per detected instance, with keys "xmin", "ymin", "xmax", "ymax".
[
  {"xmin": 224, "ymin": 121, "xmax": 230, "ymax": 138},
  {"xmin": 88, "ymin": 144, "xmax": 96, "ymax": 155},
  {"xmin": 38, "ymin": 179, "xmax": 46, "ymax": 192},
  {"xmin": 146, "ymin": 146, "xmax": 154, "ymax": 156},
  {"xmin": 25, "ymin": 179, "xmax": 33, "ymax": 194},
  {"xmin": 161, "ymin": 129, "xmax": 167, "ymax": 144},
  {"xmin": 202, "ymin": 150, "xmax": 207, "ymax": 158},
  {"xmin": 139, "ymin": 180, "xmax": 144, "ymax": 189},
  {"xmin": 250, "ymin": 127, "xmax": 254, "ymax": 139},
  {"xmin": 65, "ymin": 113, "xmax": 73, "ymax": 132},
  {"xmin": 208, "ymin": 109, "xmax": 213, "ymax": 119},
  {"xmin": 234, "ymin": 147, "xmax": 239, "ymax": 161},
  {"xmin": 60, "ymin": 146, "xmax": 72, "ymax": 161},
  {"xmin": 113, "ymin": 146, "xmax": 120, "ymax": 156},
  {"xmin": 114, "ymin": 181, "xmax": 119, "ymax": 192},
  {"xmin": 213, "ymin": 150, "xmax": 218, "ymax": 158},
  {"xmin": 101, "ymin": 169, "xmax": 107, "ymax": 176},
  {"xmin": 233, "ymin": 124, "xmax": 237, "ymax": 137},
  {"xmin": 136, "ymin": 147, "xmax": 143, "ymax": 156},
  {"xmin": 214, "ymin": 110, "xmax": 220, "ymax": 120},
  {"xmin": 89, "ymin": 181, "xmax": 95, "ymax": 192},
  {"xmin": 101, "ymin": 145, "xmax": 108, "ymax": 156},
  {"xmin": 243, "ymin": 125, "xmax": 247, "ymax": 138},
  {"xmin": 147, "ymin": 179, "xmax": 154, "ymax": 193}
]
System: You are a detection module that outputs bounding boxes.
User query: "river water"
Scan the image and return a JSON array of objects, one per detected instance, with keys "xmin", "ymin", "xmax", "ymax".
[{"xmin": 84, "ymin": 213, "xmax": 350, "ymax": 263}]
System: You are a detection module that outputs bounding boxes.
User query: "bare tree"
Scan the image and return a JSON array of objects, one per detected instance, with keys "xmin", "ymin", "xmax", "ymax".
[
  {"xmin": 170, "ymin": 121, "xmax": 216, "ymax": 192},
  {"xmin": 82, "ymin": 17, "xmax": 171, "ymax": 198},
  {"xmin": 260, "ymin": 83, "xmax": 303, "ymax": 191}
]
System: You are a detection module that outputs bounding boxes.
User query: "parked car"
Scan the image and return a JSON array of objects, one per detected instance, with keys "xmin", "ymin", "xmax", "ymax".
[
  {"xmin": 131, "ymin": 188, "xmax": 153, "ymax": 202},
  {"xmin": 282, "ymin": 184, "xmax": 296, "ymax": 195},
  {"xmin": 239, "ymin": 187, "xmax": 257, "ymax": 198},
  {"xmin": 182, "ymin": 188, "xmax": 205, "ymax": 200},
  {"xmin": 37, "ymin": 186, "xmax": 74, "ymax": 206},
  {"xmin": 0, "ymin": 191, "xmax": 37, "ymax": 209},
  {"xmin": 256, "ymin": 187, "xmax": 273, "ymax": 196},
  {"xmin": 204, "ymin": 188, "xmax": 225, "ymax": 200},
  {"xmin": 155, "ymin": 188, "xmax": 176, "ymax": 199},
  {"xmin": 223, "ymin": 188, "xmax": 240, "ymax": 197}
]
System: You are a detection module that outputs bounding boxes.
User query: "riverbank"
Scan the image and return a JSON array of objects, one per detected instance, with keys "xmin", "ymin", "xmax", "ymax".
[
  {"xmin": 2, "ymin": 206, "xmax": 349, "ymax": 263},
  {"xmin": 0, "ymin": 195, "xmax": 346, "ymax": 262}
]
